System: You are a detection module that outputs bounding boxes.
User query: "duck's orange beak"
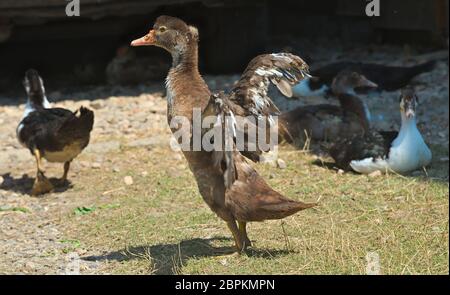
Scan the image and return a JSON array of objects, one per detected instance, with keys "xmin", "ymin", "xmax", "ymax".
[{"xmin": 130, "ymin": 30, "xmax": 156, "ymax": 46}]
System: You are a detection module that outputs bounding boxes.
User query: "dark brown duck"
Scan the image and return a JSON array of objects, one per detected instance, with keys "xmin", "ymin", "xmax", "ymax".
[{"xmin": 280, "ymin": 70, "xmax": 378, "ymax": 145}]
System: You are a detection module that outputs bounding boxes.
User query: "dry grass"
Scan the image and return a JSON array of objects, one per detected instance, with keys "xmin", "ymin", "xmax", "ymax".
[{"xmin": 56, "ymin": 141, "xmax": 449, "ymax": 275}]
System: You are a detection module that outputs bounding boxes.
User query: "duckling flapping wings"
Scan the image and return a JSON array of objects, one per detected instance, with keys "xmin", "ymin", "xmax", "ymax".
[
  {"xmin": 230, "ymin": 53, "xmax": 311, "ymax": 118},
  {"xmin": 203, "ymin": 53, "xmax": 310, "ymax": 188}
]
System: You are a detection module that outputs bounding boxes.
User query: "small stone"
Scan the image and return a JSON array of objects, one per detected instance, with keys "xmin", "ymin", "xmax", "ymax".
[
  {"xmin": 276, "ymin": 159, "xmax": 287, "ymax": 169},
  {"xmin": 368, "ymin": 170, "xmax": 382, "ymax": 178},
  {"xmin": 141, "ymin": 171, "xmax": 148, "ymax": 177},
  {"xmin": 79, "ymin": 161, "xmax": 90, "ymax": 168},
  {"xmin": 432, "ymin": 226, "xmax": 443, "ymax": 233},
  {"xmin": 91, "ymin": 162, "xmax": 101, "ymax": 169},
  {"xmin": 90, "ymin": 101, "xmax": 104, "ymax": 110},
  {"xmin": 124, "ymin": 176, "xmax": 133, "ymax": 186},
  {"xmin": 107, "ymin": 118, "xmax": 117, "ymax": 124},
  {"xmin": 112, "ymin": 167, "xmax": 120, "ymax": 173},
  {"xmin": 25, "ymin": 261, "xmax": 35, "ymax": 269},
  {"xmin": 269, "ymin": 173, "xmax": 276, "ymax": 179},
  {"xmin": 173, "ymin": 153, "xmax": 183, "ymax": 161},
  {"xmin": 337, "ymin": 169, "xmax": 345, "ymax": 175},
  {"xmin": 219, "ymin": 259, "xmax": 228, "ymax": 266}
]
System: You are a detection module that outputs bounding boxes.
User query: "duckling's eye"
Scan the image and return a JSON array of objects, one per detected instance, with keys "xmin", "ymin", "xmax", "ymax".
[{"xmin": 159, "ymin": 26, "xmax": 167, "ymax": 33}]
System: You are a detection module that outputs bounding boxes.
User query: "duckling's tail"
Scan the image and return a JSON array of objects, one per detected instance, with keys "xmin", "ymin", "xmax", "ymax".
[
  {"xmin": 261, "ymin": 199, "xmax": 317, "ymax": 220},
  {"xmin": 250, "ymin": 192, "xmax": 317, "ymax": 221},
  {"xmin": 59, "ymin": 107, "xmax": 94, "ymax": 140},
  {"xmin": 76, "ymin": 107, "xmax": 95, "ymax": 136}
]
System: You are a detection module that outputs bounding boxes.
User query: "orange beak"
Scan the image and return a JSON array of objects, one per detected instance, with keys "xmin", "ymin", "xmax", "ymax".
[{"xmin": 130, "ymin": 30, "xmax": 156, "ymax": 46}]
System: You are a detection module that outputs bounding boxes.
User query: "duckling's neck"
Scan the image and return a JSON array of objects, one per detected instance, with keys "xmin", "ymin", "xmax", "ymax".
[
  {"xmin": 336, "ymin": 92, "xmax": 371, "ymax": 129},
  {"xmin": 171, "ymin": 43, "xmax": 199, "ymax": 70},
  {"xmin": 332, "ymin": 85, "xmax": 356, "ymax": 97},
  {"xmin": 23, "ymin": 93, "xmax": 51, "ymax": 117},
  {"xmin": 167, "ymin": 43, "xmax": 205, "ymax": 91},
  {"xmin": 393, "ymin": 113, "xmax": 420, "ymax": 147},
  {"xmin": 400, "ymin": 113, "xmax": 417, "ymax": 133},
  {"xmin": 166, "ymin": 42, "xmax": 210, "ymax": 120}
]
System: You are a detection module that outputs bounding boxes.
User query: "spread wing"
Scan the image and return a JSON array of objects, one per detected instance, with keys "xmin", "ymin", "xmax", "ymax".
[
  {"xmin": 202, "ymin": 53, "xmax": 310, "ymax": 187},
  {"xmin": 229, "ymin": 53, "xmax": 311, "ymax": 119},
  {"xmin": 226, "ymin": 53, "xmax": 311, "ymax": 161}
]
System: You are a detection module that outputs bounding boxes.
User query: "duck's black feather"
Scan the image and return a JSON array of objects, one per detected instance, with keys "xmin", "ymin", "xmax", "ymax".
[
  {"xmin": 328, "ymin": 129, "xmax": 397, "ymax": 170},
  {"xmin": 57, "ymin": 107, "xmax": 94, "ymax": 145},
  {"xmin": 18, "ymin": 107, "xmax": 94, "ymax": 155},
  {"xmin": 309, "ymin": 61, "xmax": 435, "ymax": 91}
]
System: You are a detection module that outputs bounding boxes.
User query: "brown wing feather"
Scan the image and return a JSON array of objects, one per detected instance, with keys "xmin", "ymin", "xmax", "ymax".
[
  {"xmin": 203, "ymin": 53, "xmax": 310, "ymax": 186},
  {"xmin": 230, "ymin": 53, "xmax": 310, "ymax": 118}
]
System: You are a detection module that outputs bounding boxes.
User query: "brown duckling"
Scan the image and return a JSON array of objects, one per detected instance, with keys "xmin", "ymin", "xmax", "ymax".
[
  {"xmin": 279, "ymin": 70, "xmax": 378, "ymax": 145},
  {"xmin": 131, "ymin": 15, "xmax": 316, "ymax": 252}
]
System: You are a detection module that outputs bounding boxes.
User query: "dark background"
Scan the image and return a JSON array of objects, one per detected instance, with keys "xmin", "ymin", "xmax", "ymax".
[{"xmin": 0, "ymin": 0, "xmax": 448, "ymax": 92}]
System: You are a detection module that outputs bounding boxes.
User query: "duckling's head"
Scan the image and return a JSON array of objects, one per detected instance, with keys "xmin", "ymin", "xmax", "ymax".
[
  {"xmin": 400, "ymin": 87, "xmax": 418, "ymax": 119},
  {"xmin": 23, "ymin": 69, "xmax": 45, "ymax": 98},
  {"xmin": 130, "ymin": 16, "xmax": 198, "ymax": 58},
  {"xmin": 331, "ymin": 70, "xmax": 378, "ymax": 95}
]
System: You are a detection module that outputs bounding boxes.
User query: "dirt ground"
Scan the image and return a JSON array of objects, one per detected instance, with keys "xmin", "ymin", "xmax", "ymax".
[{"xmin": 0, "ymin": 44, "xmax": 448, "ymax": 274}]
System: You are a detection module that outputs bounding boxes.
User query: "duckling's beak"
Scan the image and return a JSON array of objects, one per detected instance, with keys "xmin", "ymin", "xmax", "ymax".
[
  {"xmin": 405, "ymin": 109, "xmax": 415, "ymax": 119},
  {"xmin": 131, "ymin": 30, "xmax": 156, "ymax": 46},
  {"xmin": 358, "ymin": 76, "xmax": 378, "ymax": 89},
  {"xmin": 405, "ymin": 105, "xmax": 415, "ymax": 119}
]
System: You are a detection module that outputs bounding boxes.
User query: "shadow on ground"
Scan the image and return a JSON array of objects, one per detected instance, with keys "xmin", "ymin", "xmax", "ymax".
[
  {"xmin": 0, "ymin": 173, "xmax": 72, "ymax": 195},
  {"xmin": 83, "ymin": 237, "xmax": 292, "ymax": 274}
]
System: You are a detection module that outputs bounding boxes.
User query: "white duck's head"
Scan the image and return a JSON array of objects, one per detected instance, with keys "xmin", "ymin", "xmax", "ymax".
[{"xmin": 399, "ymin": 87, "xmax": 418, "ymax": 120}]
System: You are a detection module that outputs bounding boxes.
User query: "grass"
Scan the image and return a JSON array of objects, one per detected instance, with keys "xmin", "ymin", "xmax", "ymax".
[
  {"xmin": 0, "ymin": 206, "xmax": 30, "ymax": 213},
  {"xmin": 56, "ymin": 141, "xmax": 449, "ymax": 275}
]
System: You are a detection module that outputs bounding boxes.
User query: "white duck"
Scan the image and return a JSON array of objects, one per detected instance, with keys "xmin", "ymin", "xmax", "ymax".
[{"xmin": 329, "ymin": 87, "xmax": 432, "ymax": 174}]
